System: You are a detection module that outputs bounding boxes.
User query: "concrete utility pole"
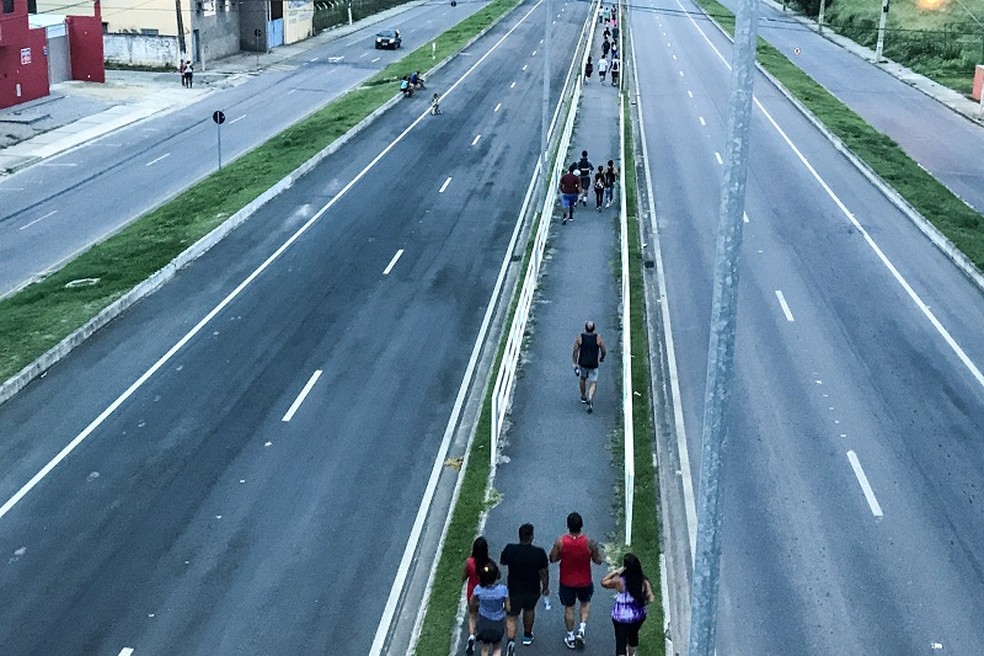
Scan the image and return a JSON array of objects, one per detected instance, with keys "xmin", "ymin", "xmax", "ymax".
[
  {"xmin": 817, "ymin": 0, "xmax": 826, "ymax": 33},
  {"xmin": 686, "ymin": 0, "xmax": 758, "ymax": 650},
  {"xmin": 175, "ymin": 0, "xmax": 187, "ymax": 58},
  {"xmin": 541, "ymin": 0, "xmax": 551, "ymax": 199},
  {"xmin": 875, "ymin": 0, "xmax": 889, "ymax": 62}
]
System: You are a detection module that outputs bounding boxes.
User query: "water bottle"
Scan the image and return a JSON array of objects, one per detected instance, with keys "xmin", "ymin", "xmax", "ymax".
[{"xmin": 543, "ymin": 596, "xmax": 552, "ymax": 611}]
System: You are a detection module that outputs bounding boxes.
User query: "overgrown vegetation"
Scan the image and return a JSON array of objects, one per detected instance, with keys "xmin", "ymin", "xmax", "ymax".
[
  {"xmin": 694, "ymin": 0, "xmax": 984, "ymax": 270},
  {"xmin": 786, "ymin": 0, "xmax": 984, "ymax": 94},
  {"xmin": 0, "ymin": 0, "xmax": 521, "ymax": 384},
  {"xmin": 314, "ymin": 0, "xmax": 414, "ymax": 32}
]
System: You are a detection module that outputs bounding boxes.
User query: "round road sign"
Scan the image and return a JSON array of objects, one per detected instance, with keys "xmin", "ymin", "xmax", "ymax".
[{"xmin": 212, "ymin": 110, "xmax": 226, "ymax": 125}]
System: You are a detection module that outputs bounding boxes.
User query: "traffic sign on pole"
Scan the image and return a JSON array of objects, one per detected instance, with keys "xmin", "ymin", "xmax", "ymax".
[{"xmin": 212, "ymin": 110, "xmax": 226, "ymax": 170}]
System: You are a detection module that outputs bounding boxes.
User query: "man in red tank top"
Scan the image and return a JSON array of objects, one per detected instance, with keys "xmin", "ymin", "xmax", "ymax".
[{"xmin": 549, "ymin": 512, "xmax": 604, "ymax": 650}]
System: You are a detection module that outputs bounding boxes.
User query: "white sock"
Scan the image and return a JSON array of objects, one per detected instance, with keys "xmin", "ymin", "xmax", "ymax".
[{"xmin": 579, "ymin": 622, "xmax": 586, "ymax": 632}]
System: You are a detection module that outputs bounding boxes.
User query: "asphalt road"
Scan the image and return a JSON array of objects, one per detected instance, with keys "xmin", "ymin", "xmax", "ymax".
[
  {"xmin": 632, "ymin": 0, "xmax": 984, "ymax": 653},
  {"xmin": 0, "ymin": 0, "xmax": 490, "ymax": 297},
  {"xmin": 0, "ymin": 1, "xmax": 590, "ymax": 654}
]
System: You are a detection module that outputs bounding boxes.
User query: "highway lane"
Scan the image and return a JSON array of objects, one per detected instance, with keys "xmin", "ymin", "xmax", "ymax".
[
  {"xmin": 632, "ymin": 0, "xmax": 984, "ymax": 653},
  {"xmin": 0, "ymin": 0, "xmax": 490, "ymax": 296},
  {"xmin": 0, "ymin": 1, "xmax": 589, "ymax": 653},
  {"xmin": 721, "ymin": 0, "xmax": 984, "ymax": 213}
]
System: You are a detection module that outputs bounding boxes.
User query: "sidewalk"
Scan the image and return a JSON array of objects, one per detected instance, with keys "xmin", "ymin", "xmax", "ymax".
[
  {"xmin": 463, "ymin": 19, "xmax": 629, "ymax": 656},
  {"xmin": 0, "ymin": 0, "xmax": 425, "ymax": 174}
]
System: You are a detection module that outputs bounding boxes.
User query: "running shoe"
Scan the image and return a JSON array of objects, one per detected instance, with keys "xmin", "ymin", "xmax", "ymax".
[
  {"xmin": 575, "ymin": 627, "xmax": 586, "ymax": 649},
  {"xmin": 580, "ymin": 395, "xmax": 588, "ymax": 404},
  {"xmin": 522, "ymin": 633, "xmax": 535, "ymax": 646},
  {"xmin": 466, "ymin": 635, "xmax": 476, "ymax": 654},
  {"xmin": 505, "ymin": 640, "xmax": 516, "ymax": 656},
  {"xmin": 587, "ymin": 401, "xmax": 593, "ymax": 414},
  {"xmin": 564, "ymin": 633, "xmax": 576, "ymax": 650}
]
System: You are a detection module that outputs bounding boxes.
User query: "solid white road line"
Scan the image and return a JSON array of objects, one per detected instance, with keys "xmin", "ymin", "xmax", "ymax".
[
  {"xmin": 775, "ymin": 290, "xmax": 795, "ymax": 322},
  {"xmin": 19, "ymin": 209, "xmax": 58, "ymax": 231},
  {"xmin": 698, "ymin": 116, "xmax": 706, "ymax": 126},
  {"xmin": 145, "ymin": 153, "xmax": 170, "ymax": 167},
  {"xmin": 281, "ymin": 370, "xmax": 323, "ymax": 422},
  {"xmin": 382, "ymin": 249, "xmax": 404, "ymax": 275},
  {"xmin": 229, "ymin": 115, "xmax": 247, "ymax": 124},
  {"xmin": 0, "ymin": 0, "xmax": 540, "ymax": 528},
  {"xmin": 675, "ymin": 0, "xmax": 984, "ymax": 391},
  {"xmin": 439, "ymin": 176, "xmax": 453, "ymax": 193},
  {"xmin": 714, "ymin": 152, "xmax": 723, "ymax": 165},
  {"xmin": 472, "ymin": 134, "xmax": 481, "ymax": 146},
  {"xmin": 630, "ymin": 29, "xmax": 699, "ymax": 558},
  {"xmin": 847, "ymin": 450, "xmax": 884, "ymax": 517}
]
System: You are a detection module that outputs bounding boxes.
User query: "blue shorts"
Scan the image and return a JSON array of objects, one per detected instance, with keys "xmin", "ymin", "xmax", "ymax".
[{"xmin": 562, "ymin": 193, "xmax": 579, "ymax": 209}]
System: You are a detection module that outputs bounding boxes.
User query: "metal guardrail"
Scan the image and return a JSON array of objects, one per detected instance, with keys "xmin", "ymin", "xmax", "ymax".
[{"xmin": 490, "ymin": 0, "xmax": 601, "ymax": 468}]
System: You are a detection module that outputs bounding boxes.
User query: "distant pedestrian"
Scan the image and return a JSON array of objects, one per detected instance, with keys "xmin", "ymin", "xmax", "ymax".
[
  {"xmin": 572, "ymin": 320, "xmax": 606, "ymax": 412},
  {"xmin": 550, "ymin": 512, "xmax": 604, "ymax": 649},
  {"xmin": 603, "ymin": 160, "xmax": 619, "ymax": 208},
  {"xmin": 469, "ymin": 561, "xmax": 510, "ymax": 656},
  {"xmin": 598, "ymin": 56, "xmax": 609, "ymax": 83},
  {"xmin": 602, "ymin": 6, "xmax": 611, "ymax": 24},
  {"xmin": 463, "ymin": 536, "xmax": 492, "ymax": 655},
  {"xmin": 593, "ymin": 165, "xmax": 605, "ymax": 210},
  {"xmin": 612, "ymin": 25, "xmax": 620, "ymax": 42},
  {"xmin": 610, "ymin": 57, "xmax": 620, "ymax": 86},
  {"xmin": 500, "ymin": 524, "xmax": 550, "ymax": 649},
  {"xmin": 601, "ymin": 553, "xmax": 654, "ymax": 656},
  {"xmin": 601, "ymin": 38, "xmax": 611, "ymax": 59},
  {"xmin": 179, "ymin": 60, "xmax": 187, "ymax": 87},
  {"xmin": 584, "ymin": 56, "xmax": 594, "ymax": 83},
  {"xmin": 560, "ymin": 163, "xmax": 581, "ymax": 224},
  {"xmin": 611, "ymin": 43, "xmax": 619, "ymax": 61},
  {"xmin": 431, "ymin": 93, "xmax": 442, "ymax": 115},
  {"xmin": 603, "ymin": 26, "xmax": 611, "ymax": 41},
  {"xmin": 183, "ymin": 60, "xmax": 194, "ymax": 88},
  {"xmin": 577, "ymin": 150, "xmax": 593, "ymax": 206}
]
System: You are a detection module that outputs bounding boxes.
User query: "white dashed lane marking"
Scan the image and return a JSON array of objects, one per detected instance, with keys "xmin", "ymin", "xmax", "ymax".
[
  {"xmin": 439, "ymin": 176, "xmax": 453, "ymax": 193},
  {"xmin": 383, "ymin": 249, "xmax": 405, "ymax": 275},
  {"xmin": 847, "ymin": 450, "xmax": 884, "ymax": 517},
  {"xmin": 282, "ymin": 370, "xmax": 323, "ymax": 422},
  {"xmin": 19, "ymin": 210, "xmax": 58, "ymax": 231},
  {"xmin": 472, "ymin": 134, "xmax": 481, "ymax": 146},
  {"xmin": 145, "ymin": 153, "xmax": 170, "ymax": 167},
  {"xmin": 775, "ymin": 290, "xmax": 795, "ymax": 322}
]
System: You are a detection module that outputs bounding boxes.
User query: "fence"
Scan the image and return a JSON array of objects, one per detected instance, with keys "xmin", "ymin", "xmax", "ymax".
[
  {"xmin": 313, "ymin": 0, "xmax": 413, "ymax": 32},
  {"xmin": 489, "ymin": 1, "xmax": 599, "ymax": 468}
]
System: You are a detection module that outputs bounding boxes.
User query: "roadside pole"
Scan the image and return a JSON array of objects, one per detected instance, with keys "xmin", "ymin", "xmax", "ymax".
[
  {"xmin": 542, "ymin": 0, "xmax": 551, "ymax": 200},
  {"xmin": 875, "ymin": 0, "xmax": 889, "ymax": 62},
  {"xmin": 212, "ymin": 110, "xmax": 226, "ymax": 170},
  {"xmin": 686, "ymin": 0, "xmax": 758, "ymax": 650}
]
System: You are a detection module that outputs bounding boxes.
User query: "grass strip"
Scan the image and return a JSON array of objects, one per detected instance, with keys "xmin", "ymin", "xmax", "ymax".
[
  {"xmin": 694, "ymin": 0, "xmax": 984, "ymax": 272},
  {"xmin": 622, "ymin": 91, "xmax": 666, "ymax": 656},
  {"xmin": 0, "ymin": 0, "xmax": 521, "ymax": 383}
]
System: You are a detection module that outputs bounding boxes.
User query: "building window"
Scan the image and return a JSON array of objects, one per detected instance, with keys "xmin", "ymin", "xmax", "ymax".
[
  {"xmin": 140, "ymin": 28, "xmax": 159, "ymax": 35},
  {"xmin": 3, "ymin": 0, "xmax": 15, "ymax": 15}
]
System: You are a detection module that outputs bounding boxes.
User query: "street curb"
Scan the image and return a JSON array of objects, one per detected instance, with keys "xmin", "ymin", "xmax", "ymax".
[
  {"xmin": 0, "ymin": 0, "xmax": 520, "ymax": 409},
  {"xmin": 695, "ymin": 3, "xmax": 984, "ymax": 294}
]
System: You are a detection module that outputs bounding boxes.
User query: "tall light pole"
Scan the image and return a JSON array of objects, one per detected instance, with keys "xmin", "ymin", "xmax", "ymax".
[
  {"xmin": 686, "ymin": 0, "xmax": 758, "ymax": 650},
  {"xmin": 541, "ymin": 0, "xmax": 551, "ymax": 201},
  {"xmin": 875, "ymin": 0, "xmax": 889, "ymax": 62},
  {"xmin": 817, "ymin": 0, "xmax": 826, "ymax": 33}
]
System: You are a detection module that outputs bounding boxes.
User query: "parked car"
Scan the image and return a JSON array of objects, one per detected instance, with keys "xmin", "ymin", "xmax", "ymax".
[{"xmin": 375, "ymin": 29, "xmax": 402, "ymax": 49}]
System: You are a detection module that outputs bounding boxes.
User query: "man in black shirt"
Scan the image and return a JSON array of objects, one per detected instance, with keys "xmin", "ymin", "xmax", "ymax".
[
  {"xmin": 500, "ymin": 523, "xmax": 550, "ymax": 650},
  {"xmin": 573, "ymin": 321, "xmax": 607, "ymax": 414}
]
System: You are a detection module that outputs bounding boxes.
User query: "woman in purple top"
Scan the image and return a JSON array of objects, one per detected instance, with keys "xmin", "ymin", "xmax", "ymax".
[
  {"xmin": 469, "ymin": 561, "xmax": 511, "ymax": 655},
  {"xmin": 601, "ymin": 553, "xmax": 654, "ymax": 656}
]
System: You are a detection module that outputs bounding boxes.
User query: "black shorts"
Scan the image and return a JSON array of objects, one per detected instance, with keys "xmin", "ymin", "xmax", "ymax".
[
  {"xmin": 476, "ymin": 615, "xmax": 505, "ymax": 644},
  {"xmin": 579, "ymin": 176, "xmax": 591, "ymax": 190},
  {"xmin": 558, "ymin": 583, "xmax": 594, "ymax": 607},
  {"xmin": 507, "ymin": 591, "xmax": 540, "ymax": 615}
]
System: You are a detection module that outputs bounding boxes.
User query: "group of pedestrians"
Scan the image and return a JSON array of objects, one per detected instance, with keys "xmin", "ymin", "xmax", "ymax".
[
  {"xmin": 584, "ymin": 8, "xmax": 620, "ymax": 87},
  {"xmin": 462, "ymin": 514, "xmax": 653, "ymax": 655},
  {"xmin": 178, "ymin": 59, "xmax": 194, "ymax": 88},
  {"xmin": 559, "ymin": 150, "xmax": 620, "ymax": 223}
]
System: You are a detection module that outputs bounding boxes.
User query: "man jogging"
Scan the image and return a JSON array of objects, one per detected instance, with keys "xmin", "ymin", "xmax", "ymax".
[
  {"xmin": 577, "ymin": 150, "xmax": 593, "ymax": 206},
  {"xmin": 572, "ymin": 321, "xmax": 607, "ymax": 414},
  {"xmin": 550, "ymin": 512, "xmax": 604, "ymax": 649},
  {"xmin": 500, "ymin": 524, "xmax": 550, "ymax": 651},
  {"xmin": 560, "ymin": 163, "xmax": 581, "ymax": 224}
]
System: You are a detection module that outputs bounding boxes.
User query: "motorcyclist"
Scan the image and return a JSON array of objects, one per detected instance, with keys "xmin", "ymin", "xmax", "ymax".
[{"xmin": 400, "ymin": 76, "xmax": 413, "ymax": 97}]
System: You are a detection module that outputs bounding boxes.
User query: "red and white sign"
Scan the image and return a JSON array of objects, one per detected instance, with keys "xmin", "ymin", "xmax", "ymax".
[{"xmin": 20, "ymin": 48, "xmax": 32, "ymax": 65}]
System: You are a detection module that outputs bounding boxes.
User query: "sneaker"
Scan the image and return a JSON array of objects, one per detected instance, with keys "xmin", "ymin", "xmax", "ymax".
[
  {"xmin": 580, "ymin": 395, "xmax": 588, "ymax": 404},
  {"xmin": 562, "ymin": 217, "xmax": 568, "ymax": 225},
  {"xmin": 522, "ymin": 634, "xmax": 535, "ymax": 646},
  {"xmin": 564, "ymin": 633, "xmax": 576, "ymax": 650},
  {"xmin": 505, "ymin": 640, "xmax": 516, "ymax": 656},
  {"xmin": 466, "ymin": 635, "xmax": 476, "ymax": 655},
  {"xmin": 587, "ymin": 401, "xmax": 593, "ymax": 414},
  {"xmin": 575, "ymin": 626, "xmax": 586, "ymax": 649}
]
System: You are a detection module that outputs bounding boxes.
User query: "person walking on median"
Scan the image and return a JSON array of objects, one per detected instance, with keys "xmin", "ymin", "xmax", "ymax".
[
  {"xmin": 560, "ymin": 163, "xmax": 581, "ymax": 225},
  {"xmin": 610, "ymin": 57, "xmax": 620, "ymax": 87},
  {"xmin": 577, "ymin": 151, "xmax": 593, "ymax": 206},
  {"xmin": 603, "ymin": 160, "xmax": 619, "ymax": 208},
  {"xmin": 469, "ymin": 561, "xmax": 511, "ymax": 656},
  {"xmin": 184, "ymin": 61, "xmax": 194, "ymax": 88},
  {"xmin": 179, "ymin": 60, "xmax": 188, "ymax": 87},
  {"xmin": 598, "ymin": 56, "xmax": 609, "ymax": 84},
  {"xmin": 601, "ymin": 553, "xmax": 654, "ymax": 656},
  {"xmin": 601, "ymin": 38, "xmax": 611, "ymax": 60},
  {"xmin": 572, "ymin": 321, "xmax": 607, "ymax": 414},
  {"xmin": 593, "ymin": 165, "xmax": 605, "ymax": 211},
  {"xmin": 500, "ymin": 523, "xmax": 550, "ymax": 649},
  {"xmin": 550, "ymin": 512, "xmax": 604, "ymax": 649},
  {"xmin": 463, "ymin": 536, "xmax": 493, "ymax": 654},
  {"xmin": 584, "ymin": 56, "xmax": 594, "ymax": 84}
]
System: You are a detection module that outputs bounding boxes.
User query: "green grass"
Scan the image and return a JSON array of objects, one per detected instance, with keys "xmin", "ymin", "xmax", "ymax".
[
  {"xmin": 0, "ymin": 0, "xmax": 521, "ymax": 384},
  {"xmin": 621, "ymin": 91, "xmax": 666, "ymax": 656},
  {"xmin": 694, "ymin": 0, "xmax": 984, "ymax": 272}
]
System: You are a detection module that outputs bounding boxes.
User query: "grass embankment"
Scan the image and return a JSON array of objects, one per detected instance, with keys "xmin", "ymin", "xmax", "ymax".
[
  {"xmin": 0, "ymin": 0, "xmax": 520, "ymax": 384},
  {"xmin": 696, "ymin": 0, "xmax": 984, "ymax": 270},
  {"xmin": 621, "ymin": 91, "xmax": 666, "ymax": 656}
]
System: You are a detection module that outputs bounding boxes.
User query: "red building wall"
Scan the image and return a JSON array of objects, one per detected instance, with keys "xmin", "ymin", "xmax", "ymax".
[
  {"xmin": 0, "ymin": 0, "xmax": 50, "ymax": 110},
  {"xmin": 66, "ymin": 14, "xmax": 104, "ymax": 83}
]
